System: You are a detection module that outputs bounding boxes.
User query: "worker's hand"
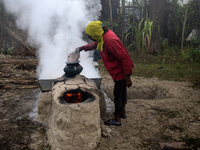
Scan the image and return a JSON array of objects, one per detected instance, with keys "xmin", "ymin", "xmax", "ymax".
[
  {"xmin": 125, "ymin": 75, "xmax": 132, "ymax": 88},
  {"xmin": 75, "ymin": 46, "xmax": 84, "ymax": 53},
  {"xmin": 75, "ymin": 47, "xmax": 81, "ymax": 53}
]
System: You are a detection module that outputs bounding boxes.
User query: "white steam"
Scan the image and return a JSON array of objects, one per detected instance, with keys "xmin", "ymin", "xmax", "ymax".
[{"xmin": 3, "ymin": 0, "xmax": 101, "ymax": 79}]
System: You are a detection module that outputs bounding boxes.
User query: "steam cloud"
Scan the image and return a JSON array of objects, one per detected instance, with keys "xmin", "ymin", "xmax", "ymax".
[{"xmin": 3, "ymin": 0, "xmax": 101, "ymax": 79}]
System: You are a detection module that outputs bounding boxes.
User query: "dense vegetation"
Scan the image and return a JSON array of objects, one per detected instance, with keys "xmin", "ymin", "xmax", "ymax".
[
  {"xmin": 99, "ymin": 0, "xmax": 200, "ymax": 88},
  {"xmin": 101, "ymin": 0, "xmax": 200, "ymax": 54}
]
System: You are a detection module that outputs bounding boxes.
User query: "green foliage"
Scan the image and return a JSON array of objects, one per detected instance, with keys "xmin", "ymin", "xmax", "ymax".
[
  {"xmin": 161, "ymin": 61, "xmax": 166, "ymax": 67},
  {"xmin": 132, "ymin": 12, "xmax": 153, "ymax": 53},
  {"xmin": 133, "ymin": 52, "xmax": 200, "ymax": 88},
  {"xmin": 7, "ymin": 47, "xmax": 14, "ymax": 55},
  {"xmin": 132, "ymin": 58, "xmax": 199, "ymax": 85},
  {"xmin": 142, "ymin": 13, "xmax": 153, "ymax": 52},
  {"xmin": 98, "ymin": 50, "xmax": 200, "ymax": 88},
  {"xmin": 129, "ymin": 0, "xmax": 199, "ymax": 49},
  {"xmin": 1, "ymin": 47, "xmax": 14, "ymax": 55},
  {"xmin": 181, "ymin": 46, "xmax": 200, "ymax": 63},
  {"xmin": 166, "ymin": 2, "xmax": 183, "ymax": 46},
  {"xmin": 1, "ymin": 48, "xmax": 4, "ymax": 54},
  {"xmin": 161, "ymin": 45, "xmax": 200, "ymax": 64},
  {"xmin": 102, "ymin": 20, "xmax": 119, "ymax": 30},
  {"xmin": 175, "ymin": 62, "xmax": 181, "ymax": 69},
  {"xmin": 161, "ymin": 45, "xmax": 181, "ymax": 58},
  {"xmin": 185, "ymin": 1, "xmax": 200, "ymax": 37},
  {"xmin": 133, "ymin": 18, "xmax": 144, "ymax": 51},
  {"xmin": 190, "ymin": 36, "xmax": 200, "ymax": 46},
  {"xmin": 122, "ymin": 8, "xmax": 134, "ymax": 47},
  {"xmin": 161, "ymin": 38, "xmax": 169, "ymax": 52},
  {"xmin": 124, "ymin": 22, "xmax": 133, "ymax": 47},
  {"xmin": 165, "ymin": 0, "xmax": 200, "ymax": 46}
]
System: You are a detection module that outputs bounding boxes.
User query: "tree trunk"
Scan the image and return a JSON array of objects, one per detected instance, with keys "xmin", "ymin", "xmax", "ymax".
[
  {"xmin": 108, "ymin": 0, "xmax": 113, "ymax": 30},
  {"xmin": 181, "ymin": 0, "xmax": 190, "ymax": 52},
  {"xmin": 121, "ymin": 0, "xmax": 125, "ymax": 42},
  {"xmin": 0, "ymin": 2, "xmax": 3, "ymax": 50},
  {"xmin": 148, "ymin": 0, "xmax": 169, "ymax": 54}
]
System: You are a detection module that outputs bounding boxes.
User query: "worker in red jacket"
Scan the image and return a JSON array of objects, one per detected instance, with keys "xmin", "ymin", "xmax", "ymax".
[{"xmin": 76, "ymin": 21, "xmax": 134, "ymax": 126}]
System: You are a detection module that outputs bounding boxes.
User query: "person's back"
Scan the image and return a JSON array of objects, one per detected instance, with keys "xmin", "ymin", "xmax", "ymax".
[{"xmin": 100, "ymin": 29, "xmax": 133, "ymax": 81}]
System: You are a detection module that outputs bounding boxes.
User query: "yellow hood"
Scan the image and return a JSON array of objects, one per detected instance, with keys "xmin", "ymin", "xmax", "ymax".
[{"xmin": 85, "ymin": 21, "xmax": 104, "ymax": 51}]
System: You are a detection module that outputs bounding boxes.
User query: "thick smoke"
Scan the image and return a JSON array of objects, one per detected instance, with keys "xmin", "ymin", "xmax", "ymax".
[{"xmin": 3, "ymin": 0, "xmax": 101, "ymax": 79}]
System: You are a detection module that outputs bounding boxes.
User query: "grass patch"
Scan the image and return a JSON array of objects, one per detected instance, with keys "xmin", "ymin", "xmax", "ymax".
[
  {"xmin": 133, "ymin": 63, "xmax": 200, "ymax": 83},
  {"xmin": 97, "ymin": 51, "xmax": 200, "ymax": 88}
]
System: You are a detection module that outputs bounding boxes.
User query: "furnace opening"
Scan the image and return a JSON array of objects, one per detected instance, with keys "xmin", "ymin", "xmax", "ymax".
[{"xmin": 59, "ymin": 90, "xmax": 95, "ymax": 104}]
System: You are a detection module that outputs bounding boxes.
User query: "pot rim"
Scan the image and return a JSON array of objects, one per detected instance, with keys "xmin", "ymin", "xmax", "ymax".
[{"xmin": 65, "ymin": 60, "xmax": 80, "ymax": 65}]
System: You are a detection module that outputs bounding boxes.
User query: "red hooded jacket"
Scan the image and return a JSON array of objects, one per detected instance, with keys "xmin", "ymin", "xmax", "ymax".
[{"xmin": 83, "ymin": 29, "xmax": 134, "ymax": 81}]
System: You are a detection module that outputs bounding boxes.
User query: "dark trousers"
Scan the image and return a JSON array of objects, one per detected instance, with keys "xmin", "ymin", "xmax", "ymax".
[{"xmin": 113, "ymin": 79, "xmax": 127, "ymax": 113}]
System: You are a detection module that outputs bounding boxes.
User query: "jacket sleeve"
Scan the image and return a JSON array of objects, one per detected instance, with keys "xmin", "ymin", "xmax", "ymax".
[
  {"xmin": 83, "ymin": 42, "xmax": 98, "ymax": 52},
  {"xmin": 109, "ymin": 39, "xmax": 133, "ymax": 75}
]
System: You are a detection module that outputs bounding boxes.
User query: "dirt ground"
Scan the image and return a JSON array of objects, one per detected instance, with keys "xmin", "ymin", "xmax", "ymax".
[{"xmin": 0, "ymin": 54, "xmax": 200, "ymax": 150}]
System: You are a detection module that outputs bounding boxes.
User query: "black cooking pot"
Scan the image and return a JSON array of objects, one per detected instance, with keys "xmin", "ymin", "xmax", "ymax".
[{"xmin": 63, "ymin": 60, "xmax": 83, "ymax": 77}]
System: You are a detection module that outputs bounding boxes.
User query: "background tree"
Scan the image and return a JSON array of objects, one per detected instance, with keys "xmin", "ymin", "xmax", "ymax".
[
  {"xmin": 120, "ymin": 0, "xmax": 126, "ymax": 42},
  {"xmin": 100, "ymin": 0, "xmax": 110, "ymax": 21},
  {"xmin": 148, "ymin": 0, "xmax": 169, "ymax": 54},
  {"xmin": 185, "ymin": 0, "xmax": 200, "ymax": 42},
  {"xmin": 108, "ymin": 0, "xmax": 113, "ymax": 30}
]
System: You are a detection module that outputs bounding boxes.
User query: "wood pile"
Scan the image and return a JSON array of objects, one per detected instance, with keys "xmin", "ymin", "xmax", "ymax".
[{"xmin": 0, "ymin": 54, "xmax": 39, "ymax": 89}]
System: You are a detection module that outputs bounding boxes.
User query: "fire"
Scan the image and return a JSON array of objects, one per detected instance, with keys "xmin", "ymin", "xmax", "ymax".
[{"xmin": 64, "ymin": 93, "xmax": 82, "ymax": 103}]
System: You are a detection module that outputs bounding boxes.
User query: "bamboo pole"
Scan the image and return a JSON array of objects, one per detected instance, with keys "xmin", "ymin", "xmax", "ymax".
[{"xmin": 181, "ymin": 0, "xmax": 190, "ymax": 52}]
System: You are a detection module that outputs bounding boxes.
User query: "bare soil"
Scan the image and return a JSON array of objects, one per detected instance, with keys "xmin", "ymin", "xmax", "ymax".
[{"xmin": 0, "ymin": 54, "xmax": 200, "ymax": 150}]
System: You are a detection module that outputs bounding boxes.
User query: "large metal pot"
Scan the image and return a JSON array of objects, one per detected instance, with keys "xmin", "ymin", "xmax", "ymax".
[{"xmin": 63, "ymin": 61, "xmax": 83, "ymax": 77}]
